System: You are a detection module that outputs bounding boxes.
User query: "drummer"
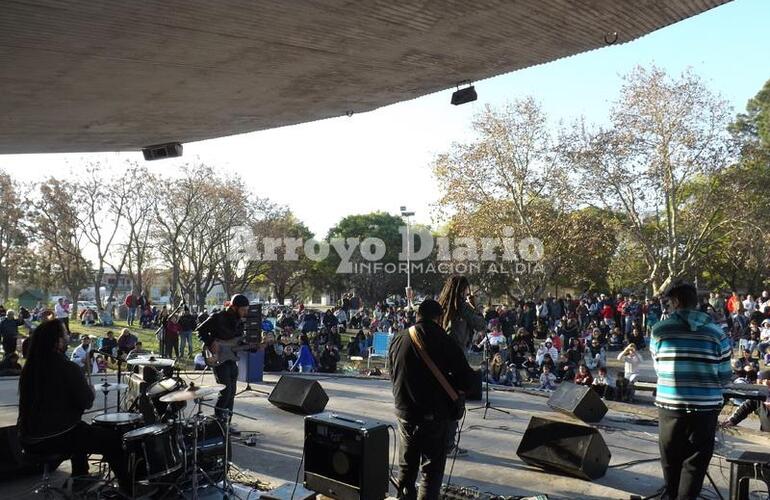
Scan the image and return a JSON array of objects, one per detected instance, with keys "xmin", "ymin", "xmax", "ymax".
[
  {"xmin": 17, "ymin": 320, "xmax": 129, "ymax": 492},
  {"xmin": 197, "ymin": 294, "xmax": 250, "ymax": 429}
]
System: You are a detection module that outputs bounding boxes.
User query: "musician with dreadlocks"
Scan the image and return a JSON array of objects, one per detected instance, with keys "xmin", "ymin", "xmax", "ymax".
[{"xmin": 437, "ymin": 275, "xmax": 486, "ymax": 456}]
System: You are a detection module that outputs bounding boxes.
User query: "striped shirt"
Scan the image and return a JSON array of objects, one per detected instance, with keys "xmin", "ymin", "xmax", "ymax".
[{"xmin": 650, "ymin": 309, "xmax": 733, "ymax": 412}]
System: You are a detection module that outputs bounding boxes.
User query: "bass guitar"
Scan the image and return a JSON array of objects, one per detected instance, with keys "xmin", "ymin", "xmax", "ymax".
[{"xmin": 203, "ymin": 336, "xmax": 264, "ymax": 367}]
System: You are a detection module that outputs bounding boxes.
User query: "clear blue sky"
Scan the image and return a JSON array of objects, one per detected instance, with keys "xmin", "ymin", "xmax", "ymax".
[{"xmin": 2, "ymin": 0, "xmax": 769, "ymax": 237}]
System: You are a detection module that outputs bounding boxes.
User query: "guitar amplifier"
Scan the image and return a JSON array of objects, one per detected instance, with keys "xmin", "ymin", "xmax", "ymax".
[{"xmin": 304, "ymin": 412, "xmax": 389, "ymax": 500}]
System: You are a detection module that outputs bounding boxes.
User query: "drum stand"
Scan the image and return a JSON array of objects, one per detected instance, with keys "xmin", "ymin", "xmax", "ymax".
[
  {"xmin": 185, "ymin": 398, "xmax": 232, "ymax": 499},
  {"xmin": 99, "ymin": 377, "xmax": 111, "ymax": 414}
]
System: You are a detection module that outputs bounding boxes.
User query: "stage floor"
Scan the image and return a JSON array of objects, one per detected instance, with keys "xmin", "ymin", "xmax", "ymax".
[{"xmin": 1, "ymin": 371, "xmax": 768, "ymax": 500}]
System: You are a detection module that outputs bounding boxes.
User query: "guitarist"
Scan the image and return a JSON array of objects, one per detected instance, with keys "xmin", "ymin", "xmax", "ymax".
[
  {"xmin": 197, "ymin": 294, "xmax": 251, "ymax": 429},
  {"xmin": 388, "ymin": 299, "xmax": 474, "ymax": 500}
]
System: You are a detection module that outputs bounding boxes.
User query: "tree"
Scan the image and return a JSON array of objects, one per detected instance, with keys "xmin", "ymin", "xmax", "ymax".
[
  {"xmin": 124, "ymin": 165, "xmax": 156, "ymax": 299},
  {"xmin": 32, "ymin": 179, "xmax": 92, "ymax": 313},
  {"xmin": 256, "ymin": 210, "xmax": 314, "ymax": 305},
  {"xmin": 432, "ymin": 98, "xmax": 573, "ymax": 297},
  {"xmin": 326, "ymin": 212, "xmax": 406, "ymax": 304},
  {"xmin": 568, "ymin": 66, "xmax": 736, "ymax": 294},
  {"xmin": 76, "ymin": 164, "xmax": 130, "ymax": 310},
  {"xmin": 0, "ymin": 171, "xmax": 28, "ymax": 302}
]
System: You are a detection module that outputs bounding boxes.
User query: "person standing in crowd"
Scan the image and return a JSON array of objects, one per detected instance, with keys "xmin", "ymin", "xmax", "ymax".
[
  {"xmin": 124, "ymin": 291, "xmax": 137, "ymax": 326},
  {"xmin": 178, "ymin": 307, "xmax": 197, "ymax": 359},
  {"xmin": 17, "ymin": 320, "xmax": 129, "ymax": 492},
  {"xmin": 55, "ymin": 297, "xmax": 70, "ymax": 333},
  {"xmin": 291, "ymin": 334, "xmax": 317, "ymax": 372},
  {"xmin": 164, "ymin": 314, "xmax": 181, "ymax": 358},
  {"xmin": 0, "ymin": 310, "xmax": 24, "ymax": 355},
  {"xmin": 437, "ymin": 275, "xmax": 485, "ymax": 456},
  {"xmin": 197, "ymin": 294, "xmax": 250, "ymax": 429},
  {"xmin": 389, "ymin": 299, "xmax": 474, "ymax": 500},
  {"xmin": 650, "ymin": 281, "xmax": 733, "ymax": 500}
]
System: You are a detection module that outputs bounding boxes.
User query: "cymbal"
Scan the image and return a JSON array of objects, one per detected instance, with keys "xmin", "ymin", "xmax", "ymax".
[
  {"xmin": 126, "ymin": 356, "xmax": 175, "ymax": 367},
  {"xmin": 159, "ymin": 384, "xmax": 225, "ymax": 403},
  {"xmin": 94, "ymin": 382, "xmax": 129, "ymax": 393}
]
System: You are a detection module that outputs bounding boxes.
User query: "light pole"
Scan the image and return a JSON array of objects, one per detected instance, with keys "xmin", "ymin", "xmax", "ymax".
[{"xmin": 400, "ymin": 206, "xmax": 415, "ymax": 309}]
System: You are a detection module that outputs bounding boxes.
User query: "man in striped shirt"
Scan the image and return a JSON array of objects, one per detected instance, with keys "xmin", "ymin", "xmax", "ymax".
[{"xmin": 650, "ymin": 281, "xmax": 733, "ymax": 500}]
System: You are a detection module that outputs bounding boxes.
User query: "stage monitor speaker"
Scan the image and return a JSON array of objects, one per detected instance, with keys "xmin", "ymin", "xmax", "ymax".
[
  {"xmin": 268, "ymin": 376, "xmax": 328, "ymax": 415},
  {"xmin": 0, "ymin": 425, "xmax": 40, "ymax": 478},
  {"xmin": 304, "ymin": 412, "xmax": 389, "ymax": 500},
  {"xmin": 547, "ymin": 382, "xmax": 607, "ymax": 423},
  {"xmin": 516, "ymin": 416, "xmax": 611, "ymax": 480},
  {"xmin": 466, "ymin": 369, "xmax": 483, "ymax": 401}
]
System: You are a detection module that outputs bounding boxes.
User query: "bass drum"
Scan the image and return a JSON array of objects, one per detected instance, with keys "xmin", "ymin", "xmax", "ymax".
[
  {"xmin": 123, "ymin": 423, "xmax": 183, "ymax": 484},
  {"xmin": 181, "ymin": 419, "xmax": 230, "ymax": 484}
]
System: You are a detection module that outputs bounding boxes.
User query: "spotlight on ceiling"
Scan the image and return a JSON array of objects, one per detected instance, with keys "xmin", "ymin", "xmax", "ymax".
[
  {"xmin": 142, "ymin": 142, "xmax": 183, "ymax": 161},
  {"xmin": 451, "ymin": 81, "xmax": 477, "ymax": 106}
]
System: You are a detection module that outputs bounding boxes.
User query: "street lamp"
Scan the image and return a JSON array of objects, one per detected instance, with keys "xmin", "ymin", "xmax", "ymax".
[{"xmin": 400, "ymin": 206, "xmax": 415, "ymax": 309}]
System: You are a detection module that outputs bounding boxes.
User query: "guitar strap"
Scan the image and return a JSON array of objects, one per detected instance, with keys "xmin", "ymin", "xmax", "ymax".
[{"xmin": 408, "ymin": 326, "xmax": 459, "ymax": 402}]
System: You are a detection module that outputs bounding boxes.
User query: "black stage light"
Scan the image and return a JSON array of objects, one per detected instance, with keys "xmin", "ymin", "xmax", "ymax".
[
  {"xmin": 142, "ymin": 142, "xmax": 183, "ymax": 161},
  {"xmin": 451, "ymin": 84, "xmax": 477, "ymax": 105}
]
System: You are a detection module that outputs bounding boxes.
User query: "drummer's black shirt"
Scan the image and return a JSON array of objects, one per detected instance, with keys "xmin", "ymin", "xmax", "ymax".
[
  {"xmin": 18, "ymin": 353, "xmax": 95, "ymax": 439},
  {"xmin": 197, "ymin": 308, "xmax": 243, "ymax": 347}
]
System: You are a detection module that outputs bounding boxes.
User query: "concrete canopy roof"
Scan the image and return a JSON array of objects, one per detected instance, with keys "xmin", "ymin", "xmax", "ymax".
[{"xmin": 1, "ymin": 0, "xmax": 730, "ymax": 154}]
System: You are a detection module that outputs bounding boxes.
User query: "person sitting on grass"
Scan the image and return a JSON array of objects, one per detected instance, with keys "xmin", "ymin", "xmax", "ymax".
[
  {"xmin": 0, "ymin": 352, "xmax": 21, "ymax": 376},
  {"xmin": 574, "ymin": 364, "xmax": 593, "ymax": 386},
  {"xmin": 608, "ymin": 328, "xmax": 624, "ymax": 350},
  {"xmin": 522, "ymin": 353, "xmax": 539, "ymax": 383},
  {"xmin": 487, "ymin": 353, "xmax": 512, "ymax": 386},
  {"xmin": 592, "ymin": 366, "xmax": 613, "ymax": 399},
  {"xmin": 539, "ymin": 364, "xmax": 557, "ymax": 390},
  {"xmin": 555, "ymin": 353, "xmax": 574, "ymax": 383},
  {"xmin": 319, "ymin": 343, "xmax": 340, "ymax": 373}
]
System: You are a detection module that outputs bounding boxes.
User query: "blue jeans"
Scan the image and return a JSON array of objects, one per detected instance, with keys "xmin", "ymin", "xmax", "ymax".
[
  {"xmin": 127, "ymin": 307, "xmax": 136, "ymax": 325},
  {"xmin": 180, "ymin": 330, "xmax": 193, "ymax": 357},
  {"xmin": 299, "ymin": 364, "xmax": 314, "ymax": 373}
]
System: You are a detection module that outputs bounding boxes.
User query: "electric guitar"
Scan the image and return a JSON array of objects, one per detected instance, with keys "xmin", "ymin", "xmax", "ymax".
[{"xmin": 203, "ymin": 336, "xmax": 265, "ymax": 367}]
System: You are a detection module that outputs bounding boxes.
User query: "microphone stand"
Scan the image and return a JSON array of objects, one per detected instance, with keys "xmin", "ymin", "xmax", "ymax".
[{"xmin": 468, "ymin": 331, "xmax": 510, "ymax": 419}]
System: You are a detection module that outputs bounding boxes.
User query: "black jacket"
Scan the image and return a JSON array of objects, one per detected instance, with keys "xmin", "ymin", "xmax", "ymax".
[
  {"xmin": 18, "ymin": 353, "xmax": 94, "ymax": 439},
  {"xmin": 178, "ymin": 313, "xmax": 197, "ymax": 331},
  {"xmin": 729, "ymin": 399, "xmax": 770, "ymax": 432},
  {"xmin": 197, "ymin": 308, "xmax": 243, "ymax": 347},
  {"xmin": 389, "ymin": 320, "xmax": 474, "ymax": 422}
]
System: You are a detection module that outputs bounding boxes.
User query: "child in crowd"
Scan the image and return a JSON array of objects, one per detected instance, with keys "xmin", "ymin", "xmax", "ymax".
[
  {"xmin": 539, "ymin": 365, "xmax": 557, "ymax": 390},
  {"xmin": 608, "ymin": 328, "xmax": 624, "ymax": 350},
  {"xmin": 574, "ymin": 364, "xmax": 593, "ymax": 386},
  {"xmin": 592, "ymin": 367, "xmax": 613, "ymax": 399}
]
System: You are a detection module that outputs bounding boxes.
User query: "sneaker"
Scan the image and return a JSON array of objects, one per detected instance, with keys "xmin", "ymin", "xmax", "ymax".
[
  {"xmin": 229, "ymin": 423, "xmax": 241, "ymax": 436},
  {"xmin": 448, "ymin": 446, "xmax": 468, "ymax": 457}
]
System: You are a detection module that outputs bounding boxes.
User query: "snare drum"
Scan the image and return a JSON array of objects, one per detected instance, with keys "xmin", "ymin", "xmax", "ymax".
[
  {"xmin": 123, "ymin": 423, "xmax": 183, "ymax": 483},
  {"xmin": 92, "ymin": 412, "xmax": 144, "ymax": 436}
]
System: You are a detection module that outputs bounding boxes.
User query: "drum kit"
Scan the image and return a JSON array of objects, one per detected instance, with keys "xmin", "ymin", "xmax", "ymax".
[{"xmin": 91, "ymin": 355, "xmax": 231, "ymax": 499}]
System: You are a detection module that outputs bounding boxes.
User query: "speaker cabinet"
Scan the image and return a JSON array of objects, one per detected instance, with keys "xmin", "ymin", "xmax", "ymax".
[
  {"xmin": 516, "ymin": 416, "xmax": 611, "ymax": 480},
  {"xmin": 304, "ymin": 412, "xmax": 389, "ymax": 500},
  {"xmin": 268, "ymin": 376, "xmax": 329, "ymax": 415},
  {"xmin": 548, "ymin": 382, "xmax": 607, "ymax": 423},
  {"xmin": 466, "ymin": 369, "xmax": 483, "ymax": 401}
]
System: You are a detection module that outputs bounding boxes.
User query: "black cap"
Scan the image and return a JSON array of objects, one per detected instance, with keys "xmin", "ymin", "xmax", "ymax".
[{"xmin": 230, "ymin": 294, "xmax": 250, "ymax": 308}]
